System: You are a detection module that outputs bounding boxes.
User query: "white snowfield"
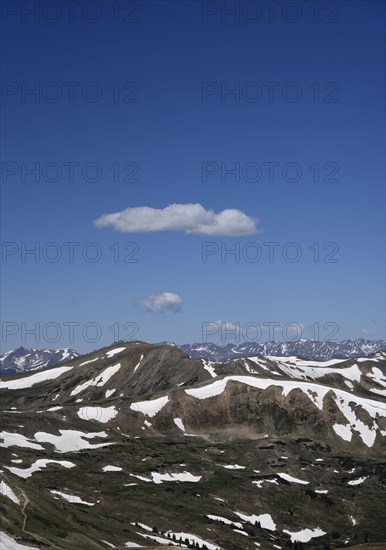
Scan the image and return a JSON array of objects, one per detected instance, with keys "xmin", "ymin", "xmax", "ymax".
[
  {"xmin": 71, "ymin": 363, "xmax": 121, "ymax": 396},
  {"xmin": 165, "ymin": 531, "xmax": 220, "ymax": 550},
  {"xmin": 130, "ymin": 396, "xmax": 169, "ymax": 417},
  {"xmin": 130, "ymin": 522, "xmax": 152, "ymax": 532},
  {"xmin": 0, "ymin": 480, "xmax": 20, "ymax": 505},
  {"xmin": 207, "ymin": 515, "xmax": 243, "ymax": 529},
  {"xmin": 5, "ymin": 459, "xmax": 75, "ymax": 479},
  {"xmin": 347, "ymin": 476, "xmax": 369, "ymax": 486},
  {"xmin": 247, "ymin": 357, "xmax": 281, "ymax": 375},
  {"xmin": 106, "ymin": 347, "xmax": 126, "ymax": 358},
  {"xmin": 277, "ymin": 473, "xmax": 309, "ymax": 485},
  {"xmin": 265, "ymin": 356, "xmax": 347, "ymax": 368},
  {"xmin": 77, "ymin": 406, "xmax": 118, "ymax": 423},
  {"xmin": 235, "ymin": 511, "xmax": 276, "ymax": 531},
  {"xmin": 357, "ymin": 353, "xmax": 385, "ymax": 363},
  {"xmin": 253, "ymin": 480, "xmax": 265, "ymax": 488},
  {"xmin": 0, "ymin": 532, "xmax": 38, "ymax": 549},
  {"xmin": 201, "ymin": 359, "xmax": 218, "ymax": 378},
  {"xmin": 233, "ymin": 528, "xmax": 249, "ymax": 536},
  {"xmin": 283, "ymin": 528, "xmax": 326, "ymax": 542},
  {"xmin": 253, "ymin": 478, "xmax": 278, "ymax": 488},
  {"xmin": 51, "ymin": 490, "xmax": 95, "ymax": 506},
  {"xmin": 184, "ymin": 375, "xmax": 386, "ymax": 447},
  {"xmin": 367, "ymin": 367, "xmax": 386, "ymax": 387},
  {"xmin": 278, "ymin": 361, "xmax": 362, "ymax": 383},
  {"xmin": 135, "ymin": 532, "xmax": 180, "ymax": 546},
  {"xmin": 0, "ymin": 432, "xmax": 44, "ymax": 451},
  {"xmin": 131, "ymin": 471, "xmax": 201, "ymax": 484},
  {"xmin": 34, "ymin": 429, "xmax": 109, "ymax": 453},
  {"xmin": 60, "ymin": 349, "xmax": 74, "ymax": 361},
  {"xmin": 133, "ymin": 354, "xmax": 144, "ymax": 373},
  {"xmin": 223, "ymin": 464, "xmax": 245, "ymax": 470},
  {"xmin": 79, "ymin": 357, "xmax": 99, "ymax": 367},
  {"xmin": 102, "ymin": 465, "xmax": 122, "ymax": 472},
  {"xmin": 0, "ymin": 366, "xmax": 72, "ymax": 390},
  {"xmin": 173, "ymin": 417, "xmax": 185, "ymax": 431},
  {"xmin": 370, "ymin": 387, "xmax": 386, "ymax": 397}
]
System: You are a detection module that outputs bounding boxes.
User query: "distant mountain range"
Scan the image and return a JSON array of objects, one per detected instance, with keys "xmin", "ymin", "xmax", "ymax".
[
  {"xmin": 0, "ymin": 346, "xmax": 79, "ymax": 376},
  {"xmin": 1, "ymin": 339, "xmax": 385, "ymax": 376},
  {"xmin": 180, "ymin": 338, "xmax": 386, "ymax": 362}
]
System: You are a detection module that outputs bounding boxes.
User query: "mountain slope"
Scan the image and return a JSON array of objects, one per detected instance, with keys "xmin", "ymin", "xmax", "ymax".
[{"xmin": 1, "ymin": 342, "xmax": 385, "ymax": 550}]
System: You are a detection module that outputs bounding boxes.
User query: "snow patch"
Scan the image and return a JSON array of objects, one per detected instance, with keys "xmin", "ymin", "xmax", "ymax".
[
  {"xmin": 71, "ymin": 363, "xmax": 121, "ymax": 396},
  {"xmin": 207, "ymin": 515, "xmax": 243, "ymax": 529},
  {"xmin": 174, "ymin": 418, "xmax": 185, "ymax": 431},
  {"xmin": 277, "ymin": 473, "xmax": 309, "ymax": 485},
  {"xmin": 0, "ymin": 432, "xmax": 44, "ymax": 450},
  {"xmin": 51, "ymin": 490, "xmax": 95, "ymax": 506},
  {"xmin": 283, "ymin": 528, "xmax": 326, "ymax": 542},
  {"xmin": 79, "ymin": 357, "xmax": 99, "ymax": 367},
  {"xmin": 165, "ymin": 531, "xmax": 220, "ymax": 550},
  {"xmin": 0, "ymin": 366, "xmax": 72, "ymax": 390},
  {"xmin": 130, "ymin": 396, "xmax": 169, "ymax": 417},
  {"xmin": 102, "ymin": 465, "xmax": 122, "ymax": 472},
  {"xmin": 0, "ymin": 481, "xmax": 20, "ymax": 505},
  {"xmin": 0, "ymin": 532, "xmax": 38, "ymax": 549},
  {"xmin": 133, "ymin": 354, "xmax": 144, "ymax": 373},
  {"xmin": 34, "ymin": 429, "xmax": 108, "ymax": 453},
  {"xmin": 77, "ymin": 406, "xmax": 118, "ymax": 423},
  {"xmin": 201, "ymin": 359, "xmax": 217, "ymax": 378},
  {"xmin": 131, "ymin": 471, "xmax": 201, "ymax": 484},
  {"xmin": 5, "ymin": 459, "xmax": 75, "ymax": 479},
  {"xmin": 235, "ymin": 511, "xmax": 276, "ymax": 531},
  {"xmin": 106, "ymin": 347, "xmax": 126, "ymax": 358},
  {"xmin": 348, "ymin": 476, "xmax": 369, "ymax": 486}
]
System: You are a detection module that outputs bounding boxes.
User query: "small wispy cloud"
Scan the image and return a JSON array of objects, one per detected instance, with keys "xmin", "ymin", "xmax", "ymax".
[
  {"xmin": 94, "ymin": 203, "xmax": 260, "ymax": 237},
  {"xmin": 136, "ymin": 292, "xmax": 183, "ymax": 313},
  {"xmin": 362, "ymin": 328, "xmax": 375, "ymax": 336},
  {"xmin": 209, "ymin": 320, "xmax": 241, "ymax": 332}
]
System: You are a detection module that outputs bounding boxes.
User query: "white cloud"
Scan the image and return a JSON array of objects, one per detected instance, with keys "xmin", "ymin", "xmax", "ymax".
[
  {"xmin": 94, "ymin": 203, "xmax": 260, "ymax": 237},
  {"xmin": 362, "ymin": 328, "xmax": 375, "ymax": 336},
  {"xmin": 210, "ymin": 320, "xmax": 241, "ymax": 332},
  {"xmin": 136, "ymin": 292, "xmax": 183, "ymax": 313}
]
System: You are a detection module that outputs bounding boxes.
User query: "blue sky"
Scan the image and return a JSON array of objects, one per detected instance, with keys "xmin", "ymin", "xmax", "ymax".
[{"xmin": 1, "ymin": 0, "xmax": 385, "ymax": 353}]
